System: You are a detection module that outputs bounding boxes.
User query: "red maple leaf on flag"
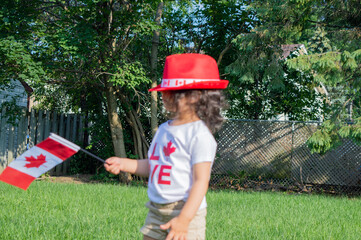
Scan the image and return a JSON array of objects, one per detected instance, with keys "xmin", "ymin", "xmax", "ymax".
[
  {"xmin": 24, "ymin": 154, "xmax": 47, "ymax": 168},
  {"xmin": 163, "ymin": 141, "xmax": 176, "ymax": 157}
]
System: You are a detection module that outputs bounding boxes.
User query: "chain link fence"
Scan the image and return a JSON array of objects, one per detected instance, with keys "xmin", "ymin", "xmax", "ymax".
[{"xmin": 211, "ymin": 119, "xmax": 361, "ymax": 194}]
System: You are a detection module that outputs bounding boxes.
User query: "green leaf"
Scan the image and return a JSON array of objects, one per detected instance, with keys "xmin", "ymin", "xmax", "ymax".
[
  {"xmin": 351, "ymin": 49, "xmax": 361, "ymax": 61},
  {"xmin": 338, "ymin": 125, "xmax": 351, "ymax": 138}
]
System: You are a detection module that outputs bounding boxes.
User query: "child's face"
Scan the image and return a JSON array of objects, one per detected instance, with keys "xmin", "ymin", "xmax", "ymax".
[
  {"xmin": 161, "ymin": 90, "xmax": 199, "ymax": 115},
  {"xmin": 161, "ymin": 91, "xmax": 176, "ymax": 112}
]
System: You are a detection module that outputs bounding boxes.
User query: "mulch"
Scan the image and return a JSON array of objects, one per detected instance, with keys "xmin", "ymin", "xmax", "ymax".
[{"xmin": 37, "ymin": 174, "xmax": 95, "ymax": 184}]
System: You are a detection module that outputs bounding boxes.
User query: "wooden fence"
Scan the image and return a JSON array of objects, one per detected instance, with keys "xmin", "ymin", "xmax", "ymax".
[{"xmin": 0, "ymin": 108, "xmax": 85, "ymax": 175}]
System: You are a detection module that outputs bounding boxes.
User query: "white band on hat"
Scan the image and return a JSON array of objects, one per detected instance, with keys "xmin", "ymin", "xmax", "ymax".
[{"xmin": 161, "ymin": 78, "xmax": 219, "ymax": 88}]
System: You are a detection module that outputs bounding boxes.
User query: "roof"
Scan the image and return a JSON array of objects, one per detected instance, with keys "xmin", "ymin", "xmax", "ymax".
[
  {"xmin": 19, "ymin": 80, "xmax": 33, "ymax": 94},
  {"xmin": 281, "ymin": 44, "xmax": 306, "ymax": 59}
]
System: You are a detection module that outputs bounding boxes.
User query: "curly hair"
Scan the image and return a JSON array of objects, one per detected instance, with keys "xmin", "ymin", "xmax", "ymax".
[{"xmin": 163, "ymin": 89, "xmax": 227, "ymax": 133}]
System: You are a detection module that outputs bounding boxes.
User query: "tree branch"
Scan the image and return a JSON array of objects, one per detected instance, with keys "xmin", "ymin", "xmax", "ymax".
[
  {"xmin": 307, "ymin": 20, "xmax": 358, "ymax": 29},
  {"xmin": 217, "ymin": 22, "xmax": 248, "ymax": 66}
]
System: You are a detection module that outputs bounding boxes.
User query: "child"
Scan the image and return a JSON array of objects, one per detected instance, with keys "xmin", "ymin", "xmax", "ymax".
[{"xmin": 104, "ymin": 53, "xmax": 228, "ymax": 240}]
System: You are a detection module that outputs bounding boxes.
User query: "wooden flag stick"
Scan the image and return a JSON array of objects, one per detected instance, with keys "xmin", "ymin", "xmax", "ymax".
[
  {"xmin": 49, "ymin": 133, "xmax": 107, "ymax": 164},
  {"xmin": 79, "ymin": 148, "xmax": 107, "ymax": 164}
]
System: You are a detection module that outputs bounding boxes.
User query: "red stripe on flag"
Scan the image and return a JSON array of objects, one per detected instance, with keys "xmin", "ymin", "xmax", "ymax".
[
  {"xmin": 36, "ymin": 138, "xmax": 77, "ymax": 160},
  {"xmin": 0, "ymin": 167, "xmax": 36, "ymax": 190}
]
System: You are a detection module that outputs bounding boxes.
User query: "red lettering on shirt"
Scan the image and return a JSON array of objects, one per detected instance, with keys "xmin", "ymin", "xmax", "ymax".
[
  {"xmin": 150, "ymin": 164, "xmax": 159, "ymax": 183},
  {"xmin": 150, "ymin": 164, "xmax": 172, "ymax": 185},
  {"xmin": 158, "ymin": 165, "xmax": 172, "ymax": 185},
  {"xmin": 150, "ymin": 143, "xmax": 159, "ymax": 160}
]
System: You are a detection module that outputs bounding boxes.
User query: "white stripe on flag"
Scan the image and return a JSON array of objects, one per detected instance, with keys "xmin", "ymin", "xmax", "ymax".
[
  {"xmin": 8, "ymin": 146, "xmax": 63, "ymax": 178},
  {"xmin": 49, "ymin": 133, "xmax": 81, "ymax": 152}
]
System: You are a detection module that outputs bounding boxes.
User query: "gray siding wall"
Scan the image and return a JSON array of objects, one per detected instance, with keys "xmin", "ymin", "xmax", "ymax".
[{"xmin": 0, "ymin": 80, "xmax": 27, "ymax": 108}]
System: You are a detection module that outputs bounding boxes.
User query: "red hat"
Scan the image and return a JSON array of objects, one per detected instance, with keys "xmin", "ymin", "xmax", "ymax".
[{"xmin": 149, "ymin": 53, "xmax": 229, "ymax": 92}]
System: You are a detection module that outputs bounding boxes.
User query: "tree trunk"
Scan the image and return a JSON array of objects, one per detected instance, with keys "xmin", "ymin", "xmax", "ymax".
[
  {"xmin": 150, "ymin": 1, "xmax": 164, "ymax": 137},
  {"xmin": 127, "ymin": 110, "xmax": 144, "ymax": 159},
  {"xmin": 105, "ymin": 82, "xmax": 126, "ymax": 158},
  {"xmin": 131, "ymin": 127, "xmax": 139, "ymax": 157},
  {"xmin": 104, "ymin": 79, "xmax": 132, "ymax": 182},
  {"xmin": 118, "ymin": 91, "xmax": 150, "ymax": 159},
  {"xmin": 80, "ymin": 89, "xmax": 89, "ymax": 147},
  {"xmin": 217, "ymin": 44, "xmax": 231, "ymax": 66},
  {"xmin": 100, "ymin": 1, "xmax": 131, "ymax": 182}
]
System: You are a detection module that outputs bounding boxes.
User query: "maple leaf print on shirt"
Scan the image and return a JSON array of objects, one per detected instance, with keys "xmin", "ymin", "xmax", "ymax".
[
  {"xmin": 24, "ymin": 154, "xmax": 47, "ymax": 168},
  {"xmin": 163, "ymin": 140, "xmax": 176, "ymax": 157}
]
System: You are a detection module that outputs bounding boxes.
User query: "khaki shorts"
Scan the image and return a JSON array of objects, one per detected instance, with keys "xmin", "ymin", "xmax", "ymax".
[{"xmin": 140, "ymin": 201, "xmax": 207, "ymax": 240}]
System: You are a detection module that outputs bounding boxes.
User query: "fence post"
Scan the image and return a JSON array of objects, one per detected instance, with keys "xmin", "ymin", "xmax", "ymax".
[
  {"xmin": 290, "ymin": 122, "xmax": 296, "ymax": 185},
  {"xmin": 7, "ymin": 124, "xmax": 14, "ymax": 164},
  {"xmin": 55, "ymin": 113, "xmax": 65, "ymax": 176},
  {"xmin": 78, "ymin": 116, "xmax": 84, "ymax": 144},
  {"xmin": 72, "ymin": 114, "xmax": 77, "ymax": 142},
  {"xmin": 0, "ymin": 108, "xmax": 7, "ymax": 172},
  {"xmin": 44, "ymin": 110, "xmax": 50, "ymax": 139},
  {"xmin": 16, "ymin": 109, "xmax": 27, "ymax": 159},
  {"xmin": 49, "ymin": 112, "xmax": 58, "ymax": 175},
  {"xmin": 36, "ymin": 110, "xmax": 44, "ymax": 144},
  {"xmin": 29, "ymin": 109, "xmax": 36, "ymax": 148},
  {"xmin": 51, "ymin": 112, "xmax": 58, "ymax": 134},
  {"xmin": 63, "ymin": 114, "xmax": 71, "ymax": 175}
]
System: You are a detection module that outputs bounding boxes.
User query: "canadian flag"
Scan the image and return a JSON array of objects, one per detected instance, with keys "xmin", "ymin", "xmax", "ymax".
[{"xmin": 0, "ymin": 133, "xmax": 80, "ymax": 190}]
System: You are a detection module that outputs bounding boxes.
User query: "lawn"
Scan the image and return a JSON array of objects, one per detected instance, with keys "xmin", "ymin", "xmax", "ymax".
[{"xmin": 0, "ymin": 181, "xmax": 360, "ymax": 239}]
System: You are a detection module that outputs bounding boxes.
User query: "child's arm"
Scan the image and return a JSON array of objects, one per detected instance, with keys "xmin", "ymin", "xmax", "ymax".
[
  {"xmin": 160, "ymin": 162, "xmax": 212, "ymax": 240},
  {"xmin": 104, "ymin": 157, "xmax": 149, "ymax": 177}
]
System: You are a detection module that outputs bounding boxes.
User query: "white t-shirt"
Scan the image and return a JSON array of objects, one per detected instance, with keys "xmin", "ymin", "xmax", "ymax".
[{"xmin": 147, "ymin": 120, "xmax": 217, "ymax": 209}]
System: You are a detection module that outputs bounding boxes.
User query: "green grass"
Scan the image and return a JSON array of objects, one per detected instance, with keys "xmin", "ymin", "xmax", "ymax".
[
  {"xmin": 207, "ymin": 190, "xmax": 361, "ymax": 240},
  {"xmin": 0, "ymin": 181, "xmax": 360, "ymax": 240},
  {"xmin": 0, "ymin": 181, "xmax": 148, "ymax": 239}
]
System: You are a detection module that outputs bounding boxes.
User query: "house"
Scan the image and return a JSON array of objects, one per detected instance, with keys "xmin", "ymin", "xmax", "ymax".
[
  {"xmin": 281, "ymin": 44, "xmax": 307, "ymax": 60},
  {"xmin": 0, "ymin": 80, "xmax": 34, "ymax": 111}
]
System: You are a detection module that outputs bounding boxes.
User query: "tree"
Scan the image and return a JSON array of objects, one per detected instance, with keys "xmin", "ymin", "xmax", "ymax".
[
  {"xmin": 150, "ymin": 1, "xmax": 164, "ymax": 137},
  {"xmin": 225, "ymin": 32, "xmax": 323, "ymax": 120},
  {"xmin": 159, "ymin": 0, "xmax": 253, "ymax": 63},
  {"xmin": 159, "ymin": 1, "xmax": 323, "ymax": 121},
  {"xmin": 0, "ymin": 0, "xmax": 48, "ymax": 124},
  {"xmin": 241, "ymin": 0, "xmax": 361, "ymax": 153},
  {"xmin": 45, "ymin": 1, "xmax": 162, "ymax": 180},
  {"xmin": 0, "ymin": 0, "xmax": 46, "ymax": 102},
  {"xmin": 280, "ymin": 1, "xmax": 361, "ymax": 153},
  {"xmin": 1, "ymin": 0, "xmax": 165, "ymax": 180}
]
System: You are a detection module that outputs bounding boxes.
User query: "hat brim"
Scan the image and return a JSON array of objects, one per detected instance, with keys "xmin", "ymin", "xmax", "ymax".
[{"xmin": 148, "ymin": 80, "xmax": 229, "ymax": 92}]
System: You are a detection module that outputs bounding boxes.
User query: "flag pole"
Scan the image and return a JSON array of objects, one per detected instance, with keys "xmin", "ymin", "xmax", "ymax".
[
  {"xmin": 49, "ymin": 133, "xmax": 107, "ymax": 164},
  {"xmin": 79, "ymin": 148, "xmax": 107, "ymax": 164}
]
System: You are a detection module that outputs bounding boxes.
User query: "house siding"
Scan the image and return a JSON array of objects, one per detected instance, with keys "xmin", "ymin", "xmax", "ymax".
[{"xmin": 0, "ymin": 80, "xmax": 28, "ymax": 108}]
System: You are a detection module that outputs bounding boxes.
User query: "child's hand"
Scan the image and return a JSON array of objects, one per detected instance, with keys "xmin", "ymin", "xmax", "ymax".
[
  {"xmin": 160, "ymin": 216, "xmax": 191, "ymax": 240},
  {"xmin": 104, "ymin": 157, "xmax": 125, "ymax": 175}
]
